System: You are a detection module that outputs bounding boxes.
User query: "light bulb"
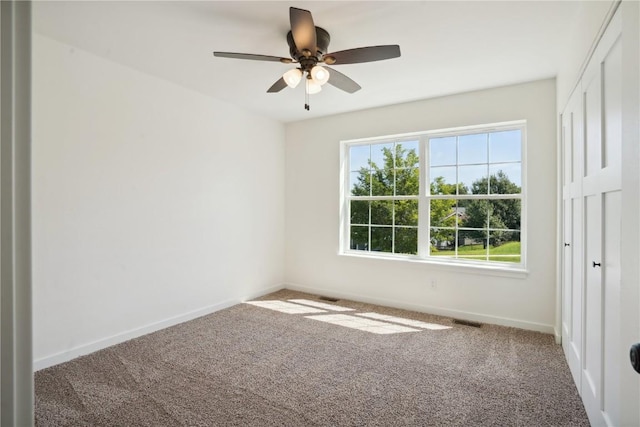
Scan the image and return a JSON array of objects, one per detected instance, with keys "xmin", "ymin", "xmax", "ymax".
[
  {"xmin": 306, "ymin": 79, "xmax": 322, "ymax": 95},
  {"xmin": 310, "ymin": 65, "xmax": 330, "ymax": 85},
  {"xmin": 283, "ymin": 68, "xmax": 302, "ymax": 88}
]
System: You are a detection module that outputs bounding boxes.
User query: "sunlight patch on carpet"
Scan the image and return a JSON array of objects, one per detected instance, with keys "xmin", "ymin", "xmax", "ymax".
[
  {"xmin": 305, "ymin": 314, "xmax": 420, "ymax": 334},
  {"xmin": 245, "ymin": 300, "xmax": 326, "ymax": 314},
  {"xmin": 356, "ymin": 312, "xmax": 452, "ymax": 330},
  {"xmin": 287, "ymin": 299, "xmax": 355, "ymax": 312}
]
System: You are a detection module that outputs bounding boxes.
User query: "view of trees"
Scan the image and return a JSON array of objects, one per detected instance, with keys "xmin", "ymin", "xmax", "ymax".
[
  {"xmin": 350, "ymin": 144, "xmax": 419, "ymax": 254},
  {"xmin": 350, "ymin": 143, "xmax": 521, "ymax": 261},
  {"xmin": 461, "ymin": 170, "xmax": 521, "ymax": 247}
]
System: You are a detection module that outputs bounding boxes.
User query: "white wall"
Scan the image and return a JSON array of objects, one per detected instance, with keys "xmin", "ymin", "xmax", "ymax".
[
  {"xmin": 32, "ymin": 34, "xmax": 285, "ymax": 369},
  {"xmin": 284, "ymin": 79, "xmax": 557, "ymax": 333},
  {"xmin": 557, "ymin": 0, "xmax": 615, "ymax": 111}
]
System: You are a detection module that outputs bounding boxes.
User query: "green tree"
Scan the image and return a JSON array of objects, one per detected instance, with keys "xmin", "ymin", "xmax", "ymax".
[
  {"xmin": 429, "ymin": 177, "xmax": 467, "ymax": 249},
  {"xmin": 463, "ymin": 171, "xmax": 521, "ymax": 246}
]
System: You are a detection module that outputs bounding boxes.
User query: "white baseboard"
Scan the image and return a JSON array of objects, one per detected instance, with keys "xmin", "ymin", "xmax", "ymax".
[
  {"xmin": 33, "ymin": 284, "xmax": 284, "ymax": 371},
  {"xmin": 241, "ymin": 283, "xmax": 285, "ymax": 302},
  {"xmin": 284, "ymin": 282, "xmax": 555, "ymax": 335}
]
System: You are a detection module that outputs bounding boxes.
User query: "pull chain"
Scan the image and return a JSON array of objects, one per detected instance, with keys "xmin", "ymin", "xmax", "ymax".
[{"xmin": 304, "ymin": 78, "xmax": 310, "ymax": 111}]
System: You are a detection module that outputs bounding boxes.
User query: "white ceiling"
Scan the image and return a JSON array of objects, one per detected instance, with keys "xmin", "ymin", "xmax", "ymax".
[{"xmin": 33, "ymin": 1, "xmax": 583, "ymax": 123}]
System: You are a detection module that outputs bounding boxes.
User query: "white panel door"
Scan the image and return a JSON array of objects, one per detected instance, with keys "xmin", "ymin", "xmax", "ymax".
[
  {"xmin": 561, "ymin": 93, "xmax": 583, "ymax": 387},
  {"xmin": 600, "ymin": 22, "xmax": 622, "ymax": 427},
  {"xmin": 569, "ymin": 10, "xmax": 622, "ymax": 427},
  {"xmin": 580, "ymin": 56, "xmax": 605, "ymax": 426}
]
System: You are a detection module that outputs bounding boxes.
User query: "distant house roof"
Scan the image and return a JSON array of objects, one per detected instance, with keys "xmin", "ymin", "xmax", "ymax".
[{"xmin": 444, "ymin": 207, "xmax": 467, "ymax": 221}]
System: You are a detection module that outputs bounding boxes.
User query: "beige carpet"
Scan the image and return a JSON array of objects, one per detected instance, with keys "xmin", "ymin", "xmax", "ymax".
[{"xmin": 35, "ymin": 289, "xmax": 589, "ymax": 426}]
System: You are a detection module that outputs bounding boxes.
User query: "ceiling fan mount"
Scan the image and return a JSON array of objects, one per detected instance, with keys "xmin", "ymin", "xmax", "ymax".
[
  {"xmin": 286, "ymin": 26, "xmax": 330, "ymax": 67},
  {"xmin": 213, "ymin": 7, "xmax": 401, "ymax": 110}
]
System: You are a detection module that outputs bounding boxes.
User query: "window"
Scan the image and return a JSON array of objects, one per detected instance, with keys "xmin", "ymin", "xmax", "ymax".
[
  {"xmin": 342, "ymin": 122, "xmax": 525, "ymax": 269},
  {"xmin": 348, "ymin": 139, "xmax": 420, "ymax": 255}
]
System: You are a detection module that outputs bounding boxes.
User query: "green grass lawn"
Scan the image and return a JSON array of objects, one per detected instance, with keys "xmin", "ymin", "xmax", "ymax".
[{"xmin": 431, "ymin": 241, "xmax": 521, "ymax": 263}]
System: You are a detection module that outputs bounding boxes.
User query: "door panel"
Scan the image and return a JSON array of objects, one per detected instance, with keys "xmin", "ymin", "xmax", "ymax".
[
  {"xmin": 602, "ymin": 38, "xmax": 622, "ymax": 173},
  {"xmin": 583, "ymin": 71, "xmax": 602, "ymax": 183},
  {"xmin": 570, "ymin": 197, "xmax": 583, "ymax": 369},
  {"xmin": 583, "ymin": 194, "xmax": 602, "ymax": 401},
  {"xmin": 562, "ymin": 198, "xmax": 572, "ymax": 338},
  {"xmin": 602, "ymin": 190, "xmax": 621, "ymax": 426}
]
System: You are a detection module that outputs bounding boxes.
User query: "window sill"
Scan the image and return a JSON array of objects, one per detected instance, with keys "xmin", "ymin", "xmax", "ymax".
[{"xmin": 339, "ymin": 251, "xmax": 529, "ymax": 279}]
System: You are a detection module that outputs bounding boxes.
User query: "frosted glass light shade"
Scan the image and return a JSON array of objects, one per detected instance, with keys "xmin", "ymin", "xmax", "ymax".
[
  {"xmin": 310, "ymin": 66, "xmax": 330, "ymax": 85},
  {"xmin": 283, "ymin": 68, "xmax": 302, "ymax": 88},
  {"xmin": 306, "ymin": 79, "xmax": 322, "ymax": 94}
]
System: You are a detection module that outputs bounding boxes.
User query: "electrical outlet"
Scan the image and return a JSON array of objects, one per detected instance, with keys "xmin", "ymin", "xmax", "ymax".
[{"xmin": 430, "ymin": 278, "xmax": 437, "ymax": 290}]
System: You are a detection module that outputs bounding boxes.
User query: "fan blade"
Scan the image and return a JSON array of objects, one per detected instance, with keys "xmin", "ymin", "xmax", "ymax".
[
  {"xmin": 267, "ymin": 77, "xmax": 287, "ymax": 93},
  {"xmin": 324, "ymin": 45, "xmax": 401, "ymax": 65},
  {"xmin": 325, "ymin": 66, "xmax": 361, "ymax": 93},
  {"xmin": 213, "ymin": 52, "xmax": 292, "ymax": 63},
  {"xmin": 290, "ymin": 7, "xmax": 317, "ymax": 55}
]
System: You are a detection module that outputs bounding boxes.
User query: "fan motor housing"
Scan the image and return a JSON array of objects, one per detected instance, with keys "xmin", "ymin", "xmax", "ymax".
[{"xmin": 287, "ymin": 26, "xmax": 330, "ymax": 61}]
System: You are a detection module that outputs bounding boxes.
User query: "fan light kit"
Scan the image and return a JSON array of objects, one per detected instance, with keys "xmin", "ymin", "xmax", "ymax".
[{"xmin": 213, "ymin": 7, "xmax": 401, "ymax": 111}]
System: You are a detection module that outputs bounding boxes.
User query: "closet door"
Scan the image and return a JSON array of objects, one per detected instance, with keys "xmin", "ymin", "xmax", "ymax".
[
  {"xmin": 561, "ymin": 90, "xmax": 583, "ymax": 388},
  {"xmin": 600, "ymin": 24, "xmax": 622, "ymax": 425},
  {"xmin": 578, "ymin": 11, "xmax": 622, "ymax": 427}
]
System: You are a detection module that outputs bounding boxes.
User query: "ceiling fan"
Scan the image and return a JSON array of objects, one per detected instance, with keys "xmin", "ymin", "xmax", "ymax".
[{"xmin": 213, "ymin": 7, "xmax": 401, "ymax": 110}]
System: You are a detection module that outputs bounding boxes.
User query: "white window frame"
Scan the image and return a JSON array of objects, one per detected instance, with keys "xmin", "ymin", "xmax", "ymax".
[{"xmin": 340, "ymin": 120, "xmax": 527, "ymax": 274}]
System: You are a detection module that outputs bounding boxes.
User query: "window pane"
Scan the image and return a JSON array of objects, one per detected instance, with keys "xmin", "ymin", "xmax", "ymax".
[
  {"xmin": 394, "ymin": 227, "xmax": 417, "ymax": 255},
  {"xmin": 371, "ymin": 169, "xmax": 394, "ymax": 196},
  {"xmin": 460, "ymin": 199, "xmax": 490, "ymax": 229},
  {"xmin": 488, "ymin": 199, "xmax": 521, "ymax": 231},
  {"xmin": 395, "ymin": 140, "xmax": 419, "ymax": 195},
  {"xmin": 350, "ymin": 145, "xmax": 370, "ymax": 171},
  {"xmin": 371, "ymin": 227, "xmax": 393, "ymax": 253},
  {"xmin": 430, "ymin": 227, "xmax": 455, "ymax": 257},
  {"xmin": 489, "ymin": 130, "xmax": 521, "ymax": 163},
  {"xmin": 489, "ymin": 165, "xmax": 521, "ymax": 192},
  {"xmin": 371, "ymin": 200, "xmax": 393, "ymax": 225},
  {"xmin": 395, "ymin": 200, "xmax": 418, "ymax": 226},
  {"xmin": 488, "ymin": 231, "xmax": 521, "ymax": 263},
  {"xmin": 430, "ymin": 199, "xmax": 457, "ymax": 227},
  {"xmin": 459, "ymin": 164, "xmax": 487, "ymax": 194},
  {"xmin": 350, "ymin": 200, "xmax": 369, "ymax": 225},
  {"xmin": 350, "ymin": 226, "xmax": 369, "ymax": 251},
  {"xmin": 350, "ymin": 171, "xmax": 370, "ymax": 196},
  {"xmin": 395, "ymin": 140, "xmax": 419, "ymax": 168},
  {"xmin": 458, "ymin": 229, "xmax": 488, "ymax": 261},
  {"xmin": 458, "ymin": 133, "xmax": 488, "ymax": 165},
  {"xmin": 430, "ymin": 167, "xmax": 456, "ymax": 194},
  {"xmin": 430, "ymin": 136, "xmax": 456, "ymax": 166},
  {"xmin": 370, "ymin": 143, "xmax": 394, "ymax": 169},
  {"xmin": 458, "ymin": 229, "xmax": 485, "ymax": 249},
  {"xmin": 395, "ymin": 167, "xmax": 419, "ymax": 195}
]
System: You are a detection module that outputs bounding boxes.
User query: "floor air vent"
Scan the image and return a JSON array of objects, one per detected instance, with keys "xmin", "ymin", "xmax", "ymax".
[
  {"xmin": 452, "ymin": 318, "xmax": 482, "ymax": 328},
  {"xmin": 318, "ymin": 295, "xmax": 340, "ymax": 302}
]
